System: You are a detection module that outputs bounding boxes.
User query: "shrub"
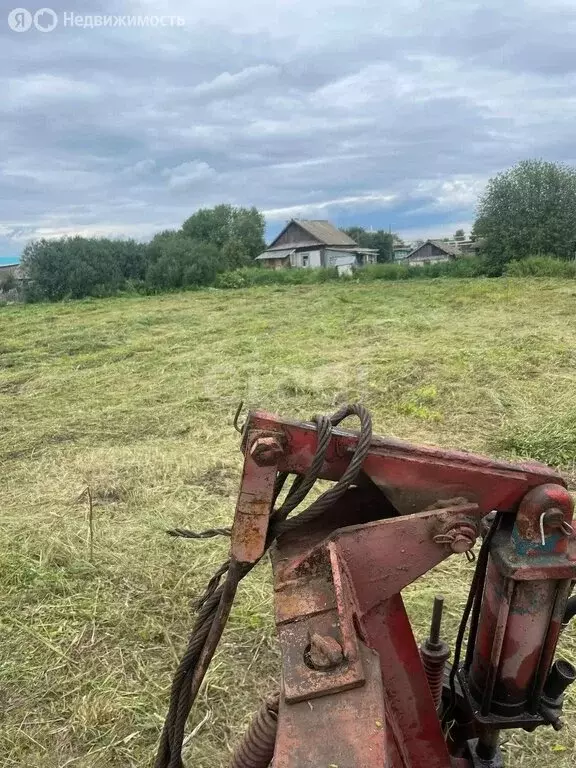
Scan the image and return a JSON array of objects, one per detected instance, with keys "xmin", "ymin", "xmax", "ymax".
[
  {"xmin": 503, "ymin": 255, "xmax": 576, "ymax": 278},
  {"xmin": 356, "ymin": 263, "xmax": 412, "ymax": 281},
  {"xmin": 145, "ymin": 234, "xmax": 225, "ymax": 291},
  {"xmin": 0, "ymin": 273, "xmax": 16, "ymax": 293},
  {"xmin": 21, "ymin": 237, "xmax": 149, "ymax": 301},
  {"xmin": 214, "ymin": 267, "xmax": 340, "ymax": 289}
]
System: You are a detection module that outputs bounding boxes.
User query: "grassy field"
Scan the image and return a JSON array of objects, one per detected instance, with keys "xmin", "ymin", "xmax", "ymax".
[{"xmin": 1, "ymin": 277, "xmax": 576, "ymax": 767}]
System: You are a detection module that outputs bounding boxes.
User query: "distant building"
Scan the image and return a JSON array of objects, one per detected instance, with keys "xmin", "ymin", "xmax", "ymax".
[
  {"xmin": 255, "ymin": 219, "xmax": 377, "ymax": 274},
  {"xmin": 0, "ymin": 263, "xmax": 23, "ymax": 302},
  {"xmin": 393, "ymin": 244, "xmax": 412, "ymax": 261},
  {"xmin": 443, "ymin": 238, "xmax": 483, "ymax": 255},
  {"xmin": 0, "ymin": 263, "xmax": 21, "ymax": 280},
  {"xmin": 404, "ymin": 240, "xmax": 461, "ymax": 267}
]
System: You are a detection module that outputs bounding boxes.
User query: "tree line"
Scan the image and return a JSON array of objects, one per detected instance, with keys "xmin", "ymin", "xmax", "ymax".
[
  {"xmin": 8, "ymin": 159, "xmax": 576, "ymax": 302},
  {"xmin": 19, "ymin": 205, "xmax": 266, "ymax": 301}
]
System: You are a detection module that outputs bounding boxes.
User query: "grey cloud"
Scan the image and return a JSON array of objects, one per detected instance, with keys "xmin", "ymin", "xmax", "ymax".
[{"xmin": 0, "ymin": 0, "xmax": 575, "ymax": 255}]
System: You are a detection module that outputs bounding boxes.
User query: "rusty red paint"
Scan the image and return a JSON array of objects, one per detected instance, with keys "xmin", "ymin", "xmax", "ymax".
[
  {"xmin": 514, "ymin": 484, "xmax": 574, "ymax": 551},
  {"xmin": 231, "ymin": 411, "xmax": 576, "ymax": 767},
  {"xmin": 246, "ymin": 410, "xmax": 565, "ymax": 517},
  {"xmin": 272, "ymin": 644, "xmax": 387, "ymax": 768},
  {"xmin": 231, "ymin": 430, "xmax": 280, "ymax": 563}
]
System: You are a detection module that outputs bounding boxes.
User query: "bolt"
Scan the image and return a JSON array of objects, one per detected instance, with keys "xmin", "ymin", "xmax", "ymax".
[
  {"xmin": 434, "ymin": 522, "xmax": 478, "ymax": 554},
  {"xmin": 249, "ymin": 436, "xmax": 284, "ymax": 466},
  {"xmin": 306, "ymin": 633, "xmax": 344, "ymax": 671}
]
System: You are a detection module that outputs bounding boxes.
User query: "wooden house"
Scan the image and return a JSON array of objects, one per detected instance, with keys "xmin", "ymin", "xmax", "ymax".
[
  {"xmin": 404, "ymin": 240, "xmax": 461, "ymax": 267},
  {"xmin": 256, "ymin": 219, "xmax": 377, "ymax": 273}
]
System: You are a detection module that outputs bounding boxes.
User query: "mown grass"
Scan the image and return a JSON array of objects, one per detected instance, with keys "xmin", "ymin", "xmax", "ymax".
[{"xmin": 1, "ymin": 277, "xmax": 576, "ymax": 767}]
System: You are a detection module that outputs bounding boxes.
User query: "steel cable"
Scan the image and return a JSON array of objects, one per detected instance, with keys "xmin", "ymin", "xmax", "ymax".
[{"xmin": 155, "ymin": 404, "xmax": 373, "ymax": 768}]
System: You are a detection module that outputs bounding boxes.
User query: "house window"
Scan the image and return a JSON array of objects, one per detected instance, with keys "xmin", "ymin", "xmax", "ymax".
[{"xmin": 301, "ymin": 254, "xmax": 309, "ymax": 267}]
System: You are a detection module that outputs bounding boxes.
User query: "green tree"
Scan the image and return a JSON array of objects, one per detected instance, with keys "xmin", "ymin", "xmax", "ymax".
[
  {"xmin": 146, "ymin": 233, "xmax": 225, "ymax": 290},
  {"xmin": 21, "ymin": 237, "xmax": 149, "ymax": 301},
  {"xmin": 181, "ymin": 204, "xmax": 265, "ymax": 260},
  {"xmin": 474, "ymin": 160, "xmax": 576, "ymax": 274},
  {"xmin": 343, "ymin": 227, "xmax": 397, "ymax": 263},
  {"xmin": 454, "ymin": 229, "xmax": 466, "ymax": 242}
]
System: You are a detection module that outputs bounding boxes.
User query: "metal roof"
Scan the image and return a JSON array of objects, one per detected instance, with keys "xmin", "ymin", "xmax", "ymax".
[{"xmin": 255, "ymin": 248, "xmax": 294, "ymax": 261}]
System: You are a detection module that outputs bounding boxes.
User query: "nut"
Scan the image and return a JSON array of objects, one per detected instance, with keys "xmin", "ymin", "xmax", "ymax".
[
  {"xmin": 249, "ymin": 436, "xmax": 284, "ymax": 466},
  {"xmin": 306, "ymin": 633, "xmax": 344, "ymax": 671}
]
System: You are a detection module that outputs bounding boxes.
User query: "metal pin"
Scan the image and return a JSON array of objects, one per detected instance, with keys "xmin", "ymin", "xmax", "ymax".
[
  {"xmin": 429, "ymin": 595, "xmax": 445, "ymax": 646},
  {"xmin": 539, "ymin": 512, "xmax": 547, "ymax": 546}
]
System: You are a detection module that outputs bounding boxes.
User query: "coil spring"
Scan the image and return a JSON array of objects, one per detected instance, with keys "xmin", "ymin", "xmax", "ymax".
[
  {"xmin": 229, "ymin": 693, "xmax": 280, "ymax": 768},
  {"xmin": 422, "ymin": 652, "xmax": 445, "ymax": 709}
]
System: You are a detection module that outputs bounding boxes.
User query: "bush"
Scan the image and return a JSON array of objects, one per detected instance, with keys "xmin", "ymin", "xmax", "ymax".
[
  {"xmin": 214, "ymin": 267, "xmax": 339, "ymax": 289},
  {"xmin": 503, "ymin": 255, "xmax": 576, "ymax": 278},
  {"xmin": 355, "ymin": 256, "xmax": 488, "ymax": 281},
  {"xmin": 145, "ymin": 234, "xmax": 225, "ymax": 291},
  {"xmin": 474, "ymin": 160, "xmax": 576, "ymax": 274},
  {"xmin": 0, "ymin": 273, "xmax": 16, "ymax": 293},
  {"xmin": 356, "ymin": 263, "xmax": 412, "ymax": 281},
  {"xmin": 21, "ymin": 237, "xmax": 150, "ymax": 301},
  {"xmin": 214, "ymin": 260, "xmax": 494, "ymax": 289}
]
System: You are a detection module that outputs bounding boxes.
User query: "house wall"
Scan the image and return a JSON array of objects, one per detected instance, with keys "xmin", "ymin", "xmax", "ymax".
[
  {"xmin": 273, "ymin": 222, "xmax": 320, "ymax": 248},
  {"xmin": 326, "ymin": 249, "xmax": 356, "ymax": 268},
  {"xmin": 0, "ymin": 264, "xmax": 20, "ymax": 279},
  {"xmin": 357, "ymin": 252, "xmax": 377, "ymax": 266},
  {"xmin": 406, "ymin": 243, "xmax": 451, "ymax": 267},
  {"xmin": 393, "ymin": 247, "xmax": 411, "ymax": 261},
  {"xmin": 289, "ymin": 249, "xmax": 322, "ymax": 268},
  {"xmin": 260, "ymin": 257, "xmax": 289, "ymax": 270}
]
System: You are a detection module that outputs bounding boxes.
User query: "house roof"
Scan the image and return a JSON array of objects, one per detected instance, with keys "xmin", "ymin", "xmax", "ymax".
[
  {"xmin": 266, "ymin": 241, "xmax": 322, "ymax": 251},
  {"xmin": 406, "ymin": 239, "xmax": 461, "ymax": 260},
  {"xmin": 255, "ymin": 248, "xmax": 295, "ymax": 261},
  {"xmin": 295, "ymin": 220, "xmax": 357, "ymax": 246},
  {"xmin": 268, "ymin": 219, "xmax": 357, "ymax": 248},
  {"xmin": 429, "ymin": 240, "xmax": 461, "ymax": 257}
]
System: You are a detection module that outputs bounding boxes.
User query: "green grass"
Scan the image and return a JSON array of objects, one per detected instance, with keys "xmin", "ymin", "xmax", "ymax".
[{"xmin": 1, "ymin": 277, "xmax": 576, "ymax": 767}]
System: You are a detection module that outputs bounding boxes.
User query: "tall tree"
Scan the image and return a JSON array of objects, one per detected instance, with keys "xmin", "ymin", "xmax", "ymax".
[
  {"xmin": 343, "ymin": 227, "xmax": 397, "ymax": 263},
  {"xmin": 474, "ymin": 160, "xmax": 576, "ymax": 273},
  {"xmin": 181, "ymin": 204, "xmax": 265, "ymax": 261},
  {"xmin": 454, "ymin": 229, "xmax": 466, "ymax": 242}
]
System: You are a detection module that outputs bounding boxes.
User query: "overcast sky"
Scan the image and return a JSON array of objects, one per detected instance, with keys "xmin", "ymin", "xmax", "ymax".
[{"xmin": 1, "ymin": 0, "xmax": 576, "ymax": 258}]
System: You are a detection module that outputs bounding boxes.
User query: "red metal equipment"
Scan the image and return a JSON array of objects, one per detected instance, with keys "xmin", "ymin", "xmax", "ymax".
[{"xmin": 229, "ymin": 409, "xmax": 576, "ymax": 767}]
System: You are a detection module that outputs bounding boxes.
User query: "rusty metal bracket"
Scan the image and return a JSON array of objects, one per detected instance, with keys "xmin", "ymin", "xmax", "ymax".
[
  {"xmin": 227, "ymin": 410, "xmax": 575, "ymax": 768},
  {"xmin": 231, "ymin": 429, "xmax": 284, "ymax": 563}
]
